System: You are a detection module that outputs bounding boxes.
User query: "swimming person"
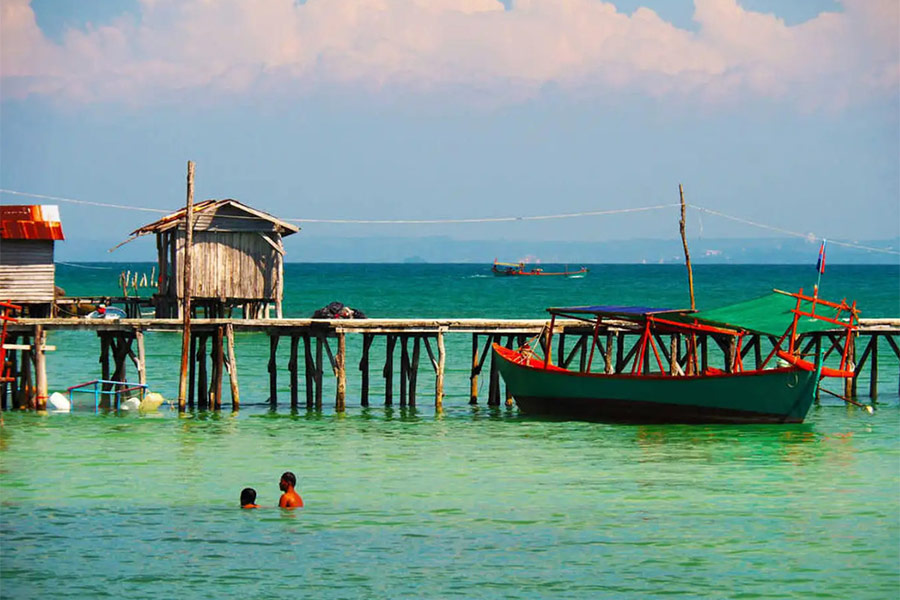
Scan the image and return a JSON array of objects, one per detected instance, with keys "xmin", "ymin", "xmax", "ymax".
[
  {"xmin": 240, "ymin": 487, "xmax": 260, "ymax": 509},
  {"xmin": 278, "ymin": 472, "xmax": 303, "ymax": 508}
]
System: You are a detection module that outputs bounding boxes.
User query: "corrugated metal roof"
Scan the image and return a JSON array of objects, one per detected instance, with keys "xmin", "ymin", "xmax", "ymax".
[
  {"xmin": 0, "ymin": 205, "xmax": 65, "ymax": 241},
  {"xmin": 129, "ymin": 199, "xmax": 300, "ymax": 237}
]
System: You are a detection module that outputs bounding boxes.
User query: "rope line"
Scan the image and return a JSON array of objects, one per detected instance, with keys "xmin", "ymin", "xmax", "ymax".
[
  {"xmin": 288, "ymin": 204, "xmax": 679, "ymax": 224},
  {"xmin": 2, "ymin": 188, "xmax": 896, "ymax": 255},
  {"xmin": 0, "ymin": 189, "xmax": 168, "ymax": 214},
  {"xmin": 690, "ymin": 205, "xmax": 900, "ymax": 256}
]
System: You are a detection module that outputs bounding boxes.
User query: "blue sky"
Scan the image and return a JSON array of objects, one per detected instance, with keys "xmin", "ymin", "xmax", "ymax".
[{"xmin": 1, "ymin": 0, "xmax": 897, "ymax": 261}]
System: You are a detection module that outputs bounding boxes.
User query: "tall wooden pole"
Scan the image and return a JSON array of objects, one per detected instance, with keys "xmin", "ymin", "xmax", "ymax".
[
  {"xmin": 679, "ymin": 183, "xmax": 696, "ymax": 311},
  {"xmin": 177, "ymin": 161, "xmax": 195, "ymax": 411}
]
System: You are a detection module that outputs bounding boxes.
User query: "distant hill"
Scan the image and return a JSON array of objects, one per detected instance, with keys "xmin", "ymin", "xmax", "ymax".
[{"xmin": 59, "ymin": 234, "xmax": 899, "ymax": 264}]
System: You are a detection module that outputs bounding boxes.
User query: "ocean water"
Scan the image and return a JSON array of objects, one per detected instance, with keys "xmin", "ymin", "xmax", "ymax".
[{"xmin": 2, "ymin": 263, "xmax": 899, "ymax": 599}]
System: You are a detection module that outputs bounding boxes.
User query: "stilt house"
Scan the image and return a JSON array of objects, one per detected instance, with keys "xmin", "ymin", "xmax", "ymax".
[
  {"xmin": 129, "ymin": 199, "xmax": 300, "ymax": 318},
  {"xmin": 0, "ymin": 205, "xmax": 65, "ymax": 316}
]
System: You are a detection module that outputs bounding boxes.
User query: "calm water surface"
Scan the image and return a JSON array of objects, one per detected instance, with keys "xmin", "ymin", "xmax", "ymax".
[{"xmin": 2, "ymin": 264, "xmax": 898, "ymax": 598}]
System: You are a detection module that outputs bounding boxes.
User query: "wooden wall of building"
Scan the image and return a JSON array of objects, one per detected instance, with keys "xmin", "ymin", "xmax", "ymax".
[
  {"xmin": 172, "ymin": 231, "xmax": 282, "ymax": 301},
  {"xmin": 0, "ymin": 240, "xmax": 55, "ymax": 302}
]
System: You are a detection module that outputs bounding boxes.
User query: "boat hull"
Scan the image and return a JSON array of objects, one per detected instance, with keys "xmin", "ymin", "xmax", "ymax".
[{"xmin": 493, "ymin": 345, "xmax": 818, "ymax": 424}]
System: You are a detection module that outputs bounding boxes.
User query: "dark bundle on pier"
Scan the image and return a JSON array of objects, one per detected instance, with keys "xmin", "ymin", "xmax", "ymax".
[{"xmin": 312, "ymin": 301, "xmax": 366, "ymax": 319}]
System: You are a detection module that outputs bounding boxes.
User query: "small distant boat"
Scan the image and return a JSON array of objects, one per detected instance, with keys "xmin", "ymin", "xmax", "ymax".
[
  {"xmin": 493, "ymin": 289, "xmax": 860, "ymax": 424},
  {"xmin": 492, "ymin": 259, "xmax": 588, "ymax": 277}
]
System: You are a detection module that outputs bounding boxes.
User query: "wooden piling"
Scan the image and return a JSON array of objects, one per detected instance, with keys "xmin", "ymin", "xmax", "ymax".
[
  {"xmin": 177, "ymin": 160, "xmax": 195, "ymax": 411},
  {"xmin": 384, "ymin": 334, "xmax": 395, "ymax": 405},
  {"xmin": 845, "ymin": 333, "xmax": 856, "ymax": 398},
  {"xmin": 399, "ymin": 335, "xmax": 409, "ymax": 406},
  {"xmin": 136, "ymin": 330, "xmax": 146, "ymax": 386},
  {"xmin": 336, "ymin": 330, "xmax": 346, "ymax": 412},
  {"xmin": 435, "ymin": 328, "xmax": 445, "ymax": 411},
  {"xmin": 34, "ymin": 326, "xmax": 47, "ymax": 410},
  {"xmin": 226, "ymin": 323, "xmax": 240, "ymax": 409},
  {"xmin": 197, "ymin": 335, "xmax": 208, "ymax": 409},
  {"xmin": 303, "ymin": 334, "xmax": 314, "ymax": 409},
  {"xmin": 289, "ymin": 334, "xmax": 299, "ymax": 409},
  {"xmin": 188, "ymin": 333, "xmax": 197, "ymax": 409},
  {"xmin": 360, "ymin": 333, "xmax": 372, "ymax": 407},
  {"xmin": 213, "ymin": 326, "xmax": 224, "ymax": 410},
  {"xmin": 268, "ymin": 334, "xmax": 279, "ymax": 408},
  {"xmin": 408, "ymin": 336, "xmax": 420, "ymax": 407},
  {"xmin": 489, "ymin": 335, "xmax": 501, "ymax": 406},
  {"xmin": 315, "ymin": 335, "xmax": 324, "ymax": 409},
  {"xmin": 470, "ymin": 334, "xmax": 479, "ymax": 405},
  {"xmin": 869, "ymin": 335, "xmax": 878, "ymax": 400}
]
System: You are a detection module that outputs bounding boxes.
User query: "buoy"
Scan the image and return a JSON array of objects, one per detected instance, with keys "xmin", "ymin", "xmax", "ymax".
[
  {"xmin": 48, "ymin": 392, "xmax": 71, "ymax": 411},
  {"xmin": 120, "ymin": 397, "xmax": 141, "ymax": 411},
  {"xmin": 140, "ymin": 392, "xmax": 165, "ymax": 412}
]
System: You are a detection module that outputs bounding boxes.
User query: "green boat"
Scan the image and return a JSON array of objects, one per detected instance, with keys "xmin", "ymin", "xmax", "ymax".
[{"xmin": 494, "ymin": 289, "xmax": 859, "ymax": 424}]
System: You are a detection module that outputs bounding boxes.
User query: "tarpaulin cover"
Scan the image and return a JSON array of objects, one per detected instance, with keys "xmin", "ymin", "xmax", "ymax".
[{"xmin": 690, "ymin": 292, "xmax": 847, "ymax": 336}]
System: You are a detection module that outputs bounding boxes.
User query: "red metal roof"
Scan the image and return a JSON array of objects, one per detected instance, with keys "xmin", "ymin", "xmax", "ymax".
[{"xmin": 0, "ymin": 205, "xmax": 65, "ymax": 241}]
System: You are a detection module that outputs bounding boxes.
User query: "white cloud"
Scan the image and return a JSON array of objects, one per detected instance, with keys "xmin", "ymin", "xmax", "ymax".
[{"xmin": 1, "ymin": 0, "xmax": 897, "ymax": 108}]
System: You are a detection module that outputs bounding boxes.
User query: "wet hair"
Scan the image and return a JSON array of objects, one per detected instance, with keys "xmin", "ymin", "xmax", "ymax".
[
  {"xmin": 240, "ymin": 487, "xmax": 257, "ymax": 506},
  {"xmin": 281, "ymin": 471, "xmax": 296, "ymax": 487}
]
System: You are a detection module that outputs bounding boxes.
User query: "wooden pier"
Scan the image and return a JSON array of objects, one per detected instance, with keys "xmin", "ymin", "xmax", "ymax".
[{"xmin": 2, "ymin": 316, "xmax": 899, "ymax": 412}]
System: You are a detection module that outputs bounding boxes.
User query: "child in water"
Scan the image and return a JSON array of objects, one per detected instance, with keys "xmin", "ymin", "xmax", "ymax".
[
  {"xmin": 278, "ymin": 472, "xmax": 304, "ymax": 508},
  {"xmin": 240, "ymin": 487, "xmax": 259, "ymax": 509}
]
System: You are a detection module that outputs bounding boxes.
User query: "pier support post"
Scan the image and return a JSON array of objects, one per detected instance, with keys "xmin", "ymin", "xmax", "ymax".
[
  {"xmin": 488, "ymin": 335, "xmax": 501, "ymax": 406},
  {"xmin": 408, "ymin": 336, "xmax": 420, "ymax": 408},
  {"xmin": 20, "ymin": 339, "xmax": 33, "ymax": 409},
  {"xmin": 336, "ymin": 330, "xmax": 346, "ymax": 412},
  {"xmin": 226, "ymin": 323, "xmax": 240, "ymax": 409},
  {"xmin": 384, "ymin": 334, "xmax": 395, "ymax": 406},
  {"xmin": 197, "ymin": 335, "xmax": 208, "ymax": 409},
  {"xmin": 400, "ymin": 336, "xmax": 409, "ymax": 407},
  {"xmin": 869, "ymin": 335, "xmax": 878, "ymax": 400},
  {"xmin": 188, "ymin": 333, "xmax": 197, "ymax": 409},
  {"xmin": 435, "ymin": 328, "xmax": 445, "ymax": 411},
  {"xmin": 360, "ymin": 333, "xmax": 372, "ymax": 407},
  {"xmin": 212, "ymin": 326, "xmax": 224, "ymax": 410},
  {"xmin": 268, "ymin": 334, "xmax": 279, "ymax": 408},
  {"xmin": 289, "ymin": 335, "xmax": 299, "ymax": 410},
  {"xmin": 470, "ymin": 334, "xmax": 479, "ymax": 405},
  {"xmin": 315, "ymin": 335, "xmax": 324, "ymax": 409},
  {"xmin": 136, "ymin": 330, "xmax": 146, "ymax": 387},
  {"xmin": 34, "ymin": 326, "xmax": 47, "ymax": 411},
  {"xmin": 845, "ymin": 334, "xmax": 857, "ymax": 398},
  {"xmin": 303, "ymin": 334, "xmax": 314, "ymax": 409}
]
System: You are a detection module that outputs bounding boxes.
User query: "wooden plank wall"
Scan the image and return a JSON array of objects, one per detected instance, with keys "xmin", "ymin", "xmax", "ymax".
[
  {"xmin": 172, "ymin": 231, "xmax": 280, "ymax": 301},
  {"xmin": 0, "ymin": 240, "xmax": 55, "ymax": 302}
]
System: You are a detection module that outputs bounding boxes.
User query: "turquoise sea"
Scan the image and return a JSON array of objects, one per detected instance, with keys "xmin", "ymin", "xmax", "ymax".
[{"xmin": 2, "ymin": 263, "xmax": 899, "ymax": 599}]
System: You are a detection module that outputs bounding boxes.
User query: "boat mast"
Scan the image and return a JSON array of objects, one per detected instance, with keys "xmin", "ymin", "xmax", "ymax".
[{"xmin": 679, "ymin": 183, "xmax": 696, "ymax": 311}]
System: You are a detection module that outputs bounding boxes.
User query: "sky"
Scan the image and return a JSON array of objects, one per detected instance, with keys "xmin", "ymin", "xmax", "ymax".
[{"xmin": 1, "ymin": 0, "xmax": 898, "ymax": 262}]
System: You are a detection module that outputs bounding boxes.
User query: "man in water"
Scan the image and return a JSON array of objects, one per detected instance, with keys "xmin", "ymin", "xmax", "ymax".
[
  {"xmin": 278, "ymin": 472, "xmax": 303, "ymax": 508},
  {"xmin": 240, "ymin": 487, "xmax": 259, "ymax": 509}
]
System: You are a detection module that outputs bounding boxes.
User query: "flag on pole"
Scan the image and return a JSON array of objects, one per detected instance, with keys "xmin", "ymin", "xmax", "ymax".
[{"xmin": 816, "ymin": 239, "xmax": 827, "ymax": 274}]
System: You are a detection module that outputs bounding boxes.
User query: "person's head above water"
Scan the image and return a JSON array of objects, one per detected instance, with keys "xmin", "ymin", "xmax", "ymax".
[
  {"xmin": 279, "ymin": 472, "xmax": 296, "ymax": 491},
  {"xmin": 240, "ymin": 487, "xmax": 258, "ymax": 508}
]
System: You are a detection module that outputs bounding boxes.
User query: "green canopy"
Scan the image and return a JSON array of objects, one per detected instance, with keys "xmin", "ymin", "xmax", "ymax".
[{"xmin": 691, "ymin": 292, "xmax": 846, "ymax": 336}]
